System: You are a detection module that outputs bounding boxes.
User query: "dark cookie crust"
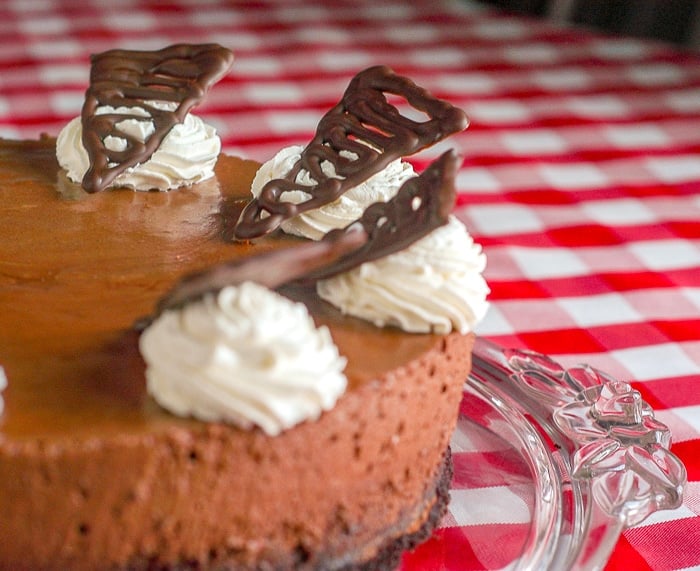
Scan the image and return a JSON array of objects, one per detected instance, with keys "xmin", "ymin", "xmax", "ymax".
[{"xmin": 340, "ymin": 447, "xmax": 453, "ymax": 571}]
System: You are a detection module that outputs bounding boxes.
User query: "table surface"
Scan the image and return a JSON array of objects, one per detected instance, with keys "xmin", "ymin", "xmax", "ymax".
[{"xmin": 1, "ymin": 1, "xmax": 699, "ymax": 569}]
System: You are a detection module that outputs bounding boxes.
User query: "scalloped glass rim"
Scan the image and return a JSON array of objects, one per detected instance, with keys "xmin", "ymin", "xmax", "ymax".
[{"xmin": 463, "ymin": 338, "xmax": 687, "ymax": 571}]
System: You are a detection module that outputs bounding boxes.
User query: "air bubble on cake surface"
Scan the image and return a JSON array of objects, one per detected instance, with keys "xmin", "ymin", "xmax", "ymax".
[{"xmin": 0, "ymin": 366, "xmax": 7, "ymax": 416}]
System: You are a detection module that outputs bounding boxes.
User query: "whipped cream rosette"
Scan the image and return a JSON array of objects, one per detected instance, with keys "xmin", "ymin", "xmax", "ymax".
[
  {"xmin": 140, "ymin": 282, "xmax": 347, "ymax": 436},
  {"xmin": 57, "ymin": 103, "xmax": 221, "ymax": 192},
  {"xmin": 57, "ymin": 43, "xmax": 234, "ymax": 192},
  {"xmin": 317, "ymin": 216, "xmax": 489, "ymax": 334},
  {"xmin": 250, "ymin": 145, "xmax": 416, "ymax": 240}
]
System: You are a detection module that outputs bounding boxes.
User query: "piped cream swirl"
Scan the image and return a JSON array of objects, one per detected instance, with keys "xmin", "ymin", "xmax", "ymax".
[
  {"xmin": 56, "ymin": 104, "xmax": 221, "ymax": 192},
  {"xmin": 139, "ymin": 282, "xmax": 347, "ymax": 436},
  {"xmin": 251, "ymin": 145, "xmax": 416, "ymax": 240},
  {"xmin": 317, "ymin": 216, "xmax": 490, "ymax": 334}
]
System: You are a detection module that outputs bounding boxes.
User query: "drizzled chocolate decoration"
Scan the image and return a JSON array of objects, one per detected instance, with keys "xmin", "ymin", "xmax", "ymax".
[
  {"xmin": 233, "ymin": 65, "xmax": 468, "ymax": 239},
  {"xmin": 151, "ymin": 150, "xmax": 458, "ymax": 319},
  {"xmin": 154, "ymin": 229, "xmax": 367, "ymax": 315},
  {"xmin": 81, "ymin": 43, "xmax": 234, "ymax": 193}
]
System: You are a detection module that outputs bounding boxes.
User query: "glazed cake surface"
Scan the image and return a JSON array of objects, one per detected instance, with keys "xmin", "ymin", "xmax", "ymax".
[{"xmin": 0, "ymin": 137, "xmax": 473, "ymax": 571}]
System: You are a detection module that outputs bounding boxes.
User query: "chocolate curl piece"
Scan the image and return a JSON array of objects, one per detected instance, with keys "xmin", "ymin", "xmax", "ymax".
[
  {"xmin": 234, "ymin": 65, "xmax": 468, "ymax": 239},
  {"xmin": 81, "ymin": 43, "xmax": 234, "ymax": 193},
  {"xmin": 300, "ymin": 149, "xmax": 460, "ymax": 282},
  {"xmin": 154, "ymin": 228, "xmax": 367, "ymax": 316}
]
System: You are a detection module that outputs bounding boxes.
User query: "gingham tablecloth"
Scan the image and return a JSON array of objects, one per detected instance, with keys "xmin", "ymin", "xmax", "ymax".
[{"xmin": 1, "ymin": 1, "xmax": 698, "ymax": 569}]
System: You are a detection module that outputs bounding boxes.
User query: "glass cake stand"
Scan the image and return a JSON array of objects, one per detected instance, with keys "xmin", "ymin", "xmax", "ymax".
[{"xmin": 404, "ymin": 338, "xmax": 688, "ymax": 571}]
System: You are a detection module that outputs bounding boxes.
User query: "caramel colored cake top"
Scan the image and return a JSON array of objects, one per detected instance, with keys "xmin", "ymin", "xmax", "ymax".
[{"xmin": 0, "ymin": 137, "xmax": 448, "ymax": 442}]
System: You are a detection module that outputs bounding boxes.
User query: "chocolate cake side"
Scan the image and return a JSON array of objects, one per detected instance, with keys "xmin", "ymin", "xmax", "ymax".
[{"xmin": 0, "ymin": 139, "xmax": 474, "ymax": 571}]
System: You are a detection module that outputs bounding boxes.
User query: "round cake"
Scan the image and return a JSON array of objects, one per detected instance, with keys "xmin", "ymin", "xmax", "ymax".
[
  {"xmin": 0, "ymin": 137, "xmax": 475, "ymax": 570},
  {"xmin": 0, "ymin": 45, "xmax": 489, "ymax": 571}
]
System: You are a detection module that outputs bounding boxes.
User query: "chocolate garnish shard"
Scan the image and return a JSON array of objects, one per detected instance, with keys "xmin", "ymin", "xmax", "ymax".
[
  {"xmin": 81, "ymin": 43, "xmax": 234, "ymax": 193},
  {"xmin": 233, "ymin": 65, "xmax": 468, "ymax": 239},
  {"xmin": 154, "ymin": 228, "xmax": 367, "ymax": 316},
  {"xmin": 298, "ymin": 149, "xmax": 460, "ymax": 283}
]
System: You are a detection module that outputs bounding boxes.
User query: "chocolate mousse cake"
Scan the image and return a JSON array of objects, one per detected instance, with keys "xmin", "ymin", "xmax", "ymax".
[{"xmin": 0, "ymin": 45, "xmax": 487, "ymax": 571}]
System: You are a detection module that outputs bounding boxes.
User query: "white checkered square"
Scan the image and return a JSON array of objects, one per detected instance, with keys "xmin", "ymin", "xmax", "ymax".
[
  {"xmin": 476, "ymin": 246, "xmax": 526, "ymax": 281},
  {"xmin": 449, "ymin": 486, "xmax": 531, "ymax": 526},
  {"xmin": 566, "ymin": 95, "xmax": 629, "ymax": 118},
  {"xmin": 627, "ymin": 63, "xmax": 684, "ymax": 86},
  {"xmin": 49, "ymin": 91, "xmax": 84, "ymax": 115},
  {"xmin": 361, "ymin": 3, "xmax": 415, "ymax": 20},
  {"xmin": 683, "ymin": 482, "xmax": 700, "ymax": 517},
  {"xmin": 384, "ymin": 23, "xmax": 438, "ymax": 44},
  {"xmin": 27, "ymin": 38, "xmax": 83, "ymax": 59},
  {"xmin": 103, "ymin": 11, "xmax": 158, "ymax": 30},
  {"xmin": 409, "ymin": 47, "xmax": 466, "ymax": 68},
  {"xmin": 190, "ymin": 9, "xmax": 242, "ymax": 27},
  {"xmin": 242, "ymin": 83, "xmax": 303, "ymax": 104},
  {"xmin": 435, "ymin": 73, "xmax": 496, "ymax": 95},
  {"xmin": 581, "ymin": 198, "xmax": 656, "ymax": 225},
  {"xmin": 451, "ymin": 417, "xmax": 512, "ymax": 454},
  {"xmin": 645, "ymin": 156, "xmax": 700, "ymax": 183},
  {"xmin": 265, "ymin": 110, "xmax": 321, "ymax": 134},
  {"xmin": 475, "ymin": 306, "xmax": 515, "ymax": 336},
  {"xmin": 473, "ymin": 18, "xmax": 529, "ymax": 40},
  {"xmin": 605, "ymin": 124, "xmax": 669, "ymax": 148},
  {"xmin": 501, "ymin": 129, "xmax": 567, "ymax": 155},
  {"xmin": 670, "ymin": 405, "xmax": 700, "ymax": 437},
  {"xmin": 556, "ymin": 351, "xmax": 634, "ymax": 384},
  {"xmin": 503, "ymin": 43, "xmax": 558, "ymax": 64},
  {"xmin": 612, "ymin": 343, "xmax": 700, "ymax": 381},
  {"xmin": 575, "ymin": 244, "xmax": 648, "ymax": 273},
  {"xmin": 533, "ymin": 68, "xmax": 591, "ymax": 91},
  {"xmin": 275, "ymin": 5, "xmax": 329, "ymax": 22},
  {"xmin": 8, "ymin": 0, "xmax": 55, "ymax": 10},
  {"xmin": 494, "ymin": 299, "xmax": 578, "ymax": 332},
  {"xmin": 511, "ymin": 246, "xmax": 588, "ymax": 279},
  {"xmin": 466, "ymin": 204, "xmax": 544, "ymax": 236},
  {"xmin": 17, "ymin": 14, "xmax": 69, "ymax": 34},
  {"xmin": 628, "ymin": 239, "xmax": 700, "ymax": 271},
  {"xmin": 230, "ymin": 56, "xmax": 282, "ymax": 76},
  {"xmin": 634, "ymin": 502, "xmax": 697, "ymax": 527},
  {"xmin": 469, "ymin": 204, "xmax": 544, "ymax": 236},
  {"xmin": 656, "ymin": 409, "xmax": 700, "ymax": 444},
  {"xmin": 456, "ymin": 167, "xmax": 503, "ymax": 194},
  {"xmin": 557, "ymin": 293, "xmax": 641, "ymax": 327},
  {"xmin": 37, "ymin": 64, "xmax": 88, "ymax": 86},
  {"xmin": 294, "ymin": 26, "xmax": 350, "ymax": 45},
  {"xmin": 538, "ymin": 205, "xmax": 590, "ymax": 228},
  {"xmin": 683, "ymin": 287, "xmax": 700, "ymax": 311},
  {"xmin": 318, "ymin": 51, "xmax": 373, "ymax": 71},
  {"xmin": 590, "ymin": 38, "xmax": 650, "ymax": 60},
  {"xmin": 467, "ymin": 100, "xmax": 532, "ymax": 123},
  {"xmin": 538, "ymin": 163, "xmax": 608, "ymax": 189},
  {"xmin": 0, "ymin": 126, "xmax": 21, "ymax": 139},
  {"xmin": 666, "ymin": 88, "xmax": 700, "ymax": 113}
]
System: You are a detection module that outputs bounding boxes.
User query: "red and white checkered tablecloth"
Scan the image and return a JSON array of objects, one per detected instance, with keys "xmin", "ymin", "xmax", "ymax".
[{"xmin": 1, "ymin": 1, "xmax": 698, "ymax": 569}]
